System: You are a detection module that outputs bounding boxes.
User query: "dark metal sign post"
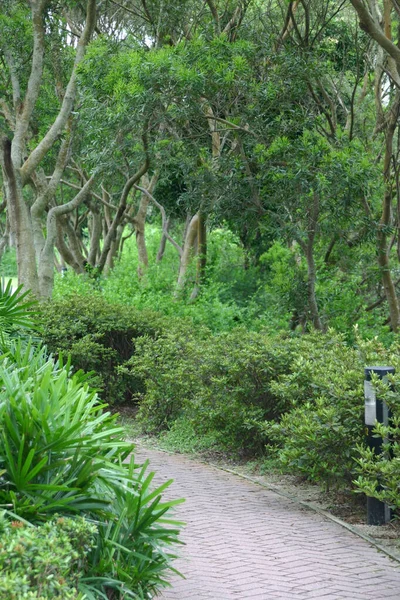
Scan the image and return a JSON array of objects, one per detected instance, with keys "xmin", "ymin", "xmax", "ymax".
[{"xmin": 364, "ymin": 366, "xmax": 394, "ymax": 526}]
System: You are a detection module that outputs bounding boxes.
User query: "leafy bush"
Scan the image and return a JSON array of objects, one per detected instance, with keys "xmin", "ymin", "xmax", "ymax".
[
  {"xmin": 128, "ymin": 327, "xmax": 311, "ymax": 454},
  {"xmin": 39, "ymin": 295, "xmax": 166, "ymax": 404},
  {"xmin": 262, "ymin": 331, "xmax": 365, "ymax": 487},
  {"xmin": 0, "ymin": 515, "xmax": 96, "ymax": 599},
  {"xmin": 131, "ymin": 326, "xmax": 379, "ymax": 489}
]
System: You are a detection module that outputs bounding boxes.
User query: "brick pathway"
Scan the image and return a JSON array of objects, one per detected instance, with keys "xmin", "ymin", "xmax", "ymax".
[{"xmin": 135, "ymin": 446, "xmax": 400, "ymax": 599}]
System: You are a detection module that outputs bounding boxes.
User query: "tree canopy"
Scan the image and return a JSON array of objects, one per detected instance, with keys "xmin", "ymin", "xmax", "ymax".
[{"xmin": 2, "ymin": 0, "xmax": 400, "ymax": 334}]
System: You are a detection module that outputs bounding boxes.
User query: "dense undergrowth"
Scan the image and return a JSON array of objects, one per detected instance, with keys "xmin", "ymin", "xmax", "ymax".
[
  {"xmin": 0, "ymin": 281, "xmax": 183, "ymax": 599},
  {"xmin": 2, "ymin": 220, "xmax": 400, "ymax": 567},
  {"xmin": 38, "ymin": 246, "xmax": 400, "ymax": 514},
  {"xmin": 43, "ymin": 226, "xmax": 390, "ymax": 341}
]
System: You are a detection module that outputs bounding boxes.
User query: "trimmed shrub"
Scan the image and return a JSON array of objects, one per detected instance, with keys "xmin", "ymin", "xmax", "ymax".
[
  {"xmin": 128, "ymin": 327, "xmax": 309, "ymax": 454},
  {"xmin": 0, "ymin": 515, "xmax": 96, "ymax": 599},
  {"xmin": 39, "ymin": 295, "xmax": 166, "ymax": 404},
  {"xmin": 131, "ymin": 327, "xmax": 380, "ymax": 489}
]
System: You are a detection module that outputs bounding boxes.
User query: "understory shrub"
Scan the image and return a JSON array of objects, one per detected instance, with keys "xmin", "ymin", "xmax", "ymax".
[
  {"xmin": 132, "ymin": 326, "xmax": 400, "ymax": 491},
  {"xmin": 128, "ymin": 328, "xmax": 342, "ymax": 454},
  {"xmin": 0, "ymin": 515, "xmax": 96, "ymax": 599},
  {"xmin": 262, "ymin": 331, "xmax": 365, "ymax": 487},
  {"xmin": 39, "ymin": 295, "xmax": 166, "ymax": 404}
]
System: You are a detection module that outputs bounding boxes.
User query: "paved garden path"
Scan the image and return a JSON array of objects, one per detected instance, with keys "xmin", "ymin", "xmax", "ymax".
[{"xmin": 135, "ymin": 445, "xmax": 400, "ymax": 600}]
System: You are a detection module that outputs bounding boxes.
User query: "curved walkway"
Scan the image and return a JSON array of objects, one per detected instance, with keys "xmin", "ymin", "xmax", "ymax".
[{"xmin": 135, "ymin": 446, "xmax": 400, "ymax": 600}]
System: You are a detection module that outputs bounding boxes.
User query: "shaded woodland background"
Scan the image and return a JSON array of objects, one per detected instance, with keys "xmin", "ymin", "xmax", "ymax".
[{"xmin": 2, "ymin": 0, "xmax": 400, "ymax": 339}]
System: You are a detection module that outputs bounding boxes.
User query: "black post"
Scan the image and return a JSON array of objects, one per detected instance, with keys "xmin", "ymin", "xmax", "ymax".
[{"xmin": 364, "ymin": 366, "xmax": 394, "ymax": 525}]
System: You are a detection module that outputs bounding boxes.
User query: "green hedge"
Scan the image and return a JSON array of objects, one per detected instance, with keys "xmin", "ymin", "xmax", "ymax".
[
  {"xmin": 128, "ymin": 329, "xmax": 362, "ymax": 457},
  {"xmin": 0, "ymin": 515, "xmax": 96, "ymax": 599},
  {"xmin": 128, "ymin": 327, "xmax": 374, "ymax": 486},
  {"xmin": 39, "ymin": 296, "xmax": 166, "ymax": 405}
]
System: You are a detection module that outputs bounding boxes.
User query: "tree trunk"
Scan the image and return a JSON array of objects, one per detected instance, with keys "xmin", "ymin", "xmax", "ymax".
[
  {"xmin": 190, "ymin": 213, "xmax": 207, "ymax": 301},
  {"xmin": 105, "ymin": 223, "xmax": 124, "ymax": 274},
  {"xmin": 38, "ymin": 176, "xmax": 94, "ymax": 297},
  {"xmin": 156, "ymin": 217, "xmax": 170, "ymax": 262},
  {"xmin": 1, "ymin": 139, "xmax": 39, "ymax": 295},
  {"xmin": 176, "ymin": 213, "xmax": 199, "ymax": 292},
  {"xmin": 294, "ymin": 192, "xmax": 323, "ymax": 331},
  {"xmin": 378, "ymin": 94, "xmax": 400, "ymax": 331},
  {"xmin": 134, "ymin": 173, "xmax": 158, "ymax": 277},
  {"xmin": 56, "ymin": 224, "xmax": 82, "ymax": 273},
  {"xmin": 88, "ymin": 207, "xmax": 102, "ymax": 266},
  {"xmin": 305, "ymin": 243, "xmax": 323, "ymax": 331},
  {"xmin": 0, "ymin": 219, "xmax": 10, "ymax": 265},
  {"xmin": 96, "ymin": 134, "xmax": 149, "ymax": 274},
  {"xmin": 1, "ymin": 0, "xmax": 96, "ymax": 297}
]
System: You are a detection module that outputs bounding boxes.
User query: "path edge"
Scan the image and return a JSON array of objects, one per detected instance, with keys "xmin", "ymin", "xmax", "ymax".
[{"xmin": 135, "ymin": 440, "xmax": 400, "ymax": 565}]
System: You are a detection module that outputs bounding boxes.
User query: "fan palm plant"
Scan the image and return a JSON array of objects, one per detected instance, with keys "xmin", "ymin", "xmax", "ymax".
[{"xmin": 0, "ymin": 278, "xmax": 39, "ymax": 349}]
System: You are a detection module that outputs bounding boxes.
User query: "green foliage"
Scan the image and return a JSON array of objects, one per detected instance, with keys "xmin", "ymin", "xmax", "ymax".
[
  {"xmin": 128, "ymin": 327, "xmax": 314, "ymax": 454},
  {"xmin": 0, "ymin": 343, "xmax": 182, "ymax": 597},
  {"xmin": 132, "ymin": 325, "xmax": 389, "ymax": 491},
  {"xmin": 263, "ymin": 331, "xmax": 364, "ymax": 487},
  {"xmin": 95, "ymin": 228, "xmax": 284, "ymax": 333},
  {"xmin": 39, "ymin": 294, "xmax": 165, "ymax": 404},
  {"xmin": 0, "ymin": 249, "xmax": 17, "ymax": 277},
  {"xmin": 266, "ymin": 400, "xmax": 359, "ymax": 489},
  {"xmin": 0, "ymin": 347, "xmax": 126, "ymax": 519},
  {"xmin": 0, "ymin": 279, "xmax": 39, "ymax": 347},
  {"xmin": 0, "ymin": 515, "xmax": 96, "ymax": 599}
]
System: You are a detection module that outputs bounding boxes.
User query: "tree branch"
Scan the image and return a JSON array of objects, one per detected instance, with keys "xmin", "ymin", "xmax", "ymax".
[
  {"xmin": 350, "ymin": 0, "xmax": 400, "ymax": 66},
  {"xmin": 205, "ymin": 0, "xmax": 221, "ymax": 33},
  {"xmin": 12, "ymin": 0, "xmax": 47, "ymax": 166},
  {"xmin": 203, "ymin": 114, "xmax": 258, "ymax": 137},
  {"xmin": 21, "ymin": 0, "xmax": 97, "ymax": 182},
  {"xmin": 134, "ymin": 184, "xmax": 183, "ymax": 257}
]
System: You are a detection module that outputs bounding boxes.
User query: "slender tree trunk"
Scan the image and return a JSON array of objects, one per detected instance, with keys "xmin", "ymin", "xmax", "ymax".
[
  {"xmin": 56, "ymin": 222, "xmax": 82, "ymax": 273},
  {"xmin": 64, "ymin": 219, "xmax": 86, "ymax": 268},
  {"xmin": 306, "ymin": 194, "xmax": 322, "ymax": 330},
  {"xmin": 88, "ymin": 208, "xmax": 102, "ymax": 266},
  {"xmin": 97, "ymin": 133, "xmax": 149, "ymax": 274},
  {"xmin": 190, "ymin": 212, "xmax": 207, "ymax": 300},
  {"xmin": 38, "ymin": 176, "xmax": 94, "ymax": 297},
  {"xmin": 378, "ymin": 94, "xmax": 400, "ymax": 331},
  {"xmin": 134, "ymin": 173, "xmax": 158, "ymax": 277},
  {"xmin": 294, "ymin": 192, "xmax": 323, "ymax": 331},
  {"xmin": 105, "ymin": 222, "xmax": 124, "ymax": 274},
  {"xmin": 305, "ymin": 243, "xmax": 323, "ymax": 331},
  {"xmin": 156, "ymin": 217, "xmax": 170, "ymax": 262},
  {"xmin": 176, "ymin": 213, "xmax": 199, "ymax": 292},
  {"xmin": 1, "ymin": 139, "xmax": 39, "ymax": 295},
  {"xmin": 0, "ymin": 218, "xmax": 10, "ymax": 264}
]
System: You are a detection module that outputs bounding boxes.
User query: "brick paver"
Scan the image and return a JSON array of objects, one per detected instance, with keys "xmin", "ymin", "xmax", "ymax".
[{"xmin": 135, "ymin": 446, "xmax": 400, "ymax": 599}]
